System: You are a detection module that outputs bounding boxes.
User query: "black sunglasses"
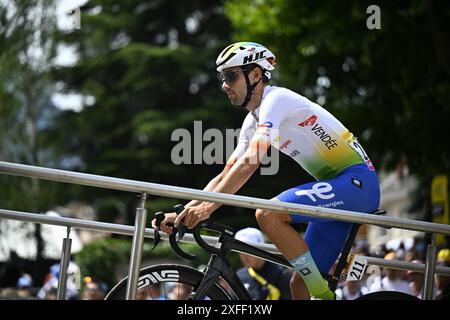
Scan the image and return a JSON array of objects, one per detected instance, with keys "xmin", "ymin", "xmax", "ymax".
[{"xmin": 218, "ymin": 69, "xmax": 241, "ymax": 85}]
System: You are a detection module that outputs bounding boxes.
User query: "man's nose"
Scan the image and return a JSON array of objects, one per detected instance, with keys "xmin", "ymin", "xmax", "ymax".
[{"xmin": 222, "ymin": 82, "xmax": 230, "ymax": 91}]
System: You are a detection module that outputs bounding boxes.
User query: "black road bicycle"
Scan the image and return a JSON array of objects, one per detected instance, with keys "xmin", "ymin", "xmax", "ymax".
[{"xmin": 105, "ymin": 204, "xmax": 419, "ymax": 300}]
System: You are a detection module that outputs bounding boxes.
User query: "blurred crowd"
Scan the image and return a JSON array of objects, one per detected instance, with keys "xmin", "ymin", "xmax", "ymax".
[
  {"xmin": 334, "ymin": 238, "xmax": 450, "ymax": 300},
  {"xmin": 0, "ymin": 261, "xmax": 108, "ymax": 300},
  {"xmin": 0, "ymin": 233, "xmax": 448, "ymax": 300},
  {"xmin": 234, "ymin": 228, "xmax": 450, "ymax": 300}
]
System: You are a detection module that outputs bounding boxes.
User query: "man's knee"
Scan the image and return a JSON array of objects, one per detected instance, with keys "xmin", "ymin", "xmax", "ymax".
[
  {"xmin": 255, "ymin": 208, "xmax": 271, "ymax": 223},
  {"xmin": 255, "ymin": 208, "xmax": 291, "ymax": 229}
]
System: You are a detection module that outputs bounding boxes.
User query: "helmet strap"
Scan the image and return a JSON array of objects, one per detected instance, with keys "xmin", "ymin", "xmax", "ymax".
[{"xmin": 240, "ymin": 69, "xmax": 262, "ymax": 109}]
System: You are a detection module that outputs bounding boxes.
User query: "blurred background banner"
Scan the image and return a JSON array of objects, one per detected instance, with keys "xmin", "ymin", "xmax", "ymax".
[{"xmin": 432, "ymin": 175, "xmax": 449, "ymax": 246}]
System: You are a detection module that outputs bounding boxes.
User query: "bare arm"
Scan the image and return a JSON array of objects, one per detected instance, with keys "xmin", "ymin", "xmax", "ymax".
[
  {"xmin": 184, "ymin": 148, "xmax": 241, "ymax": 207},
  {"xmin": 205, "ymin": 132, "xmax": 271, "ymax": 210},
  {"xmin": 172, "ymin": 100, "xmax": 286, "ymax": 229},
  {"xmin": 184, "ymin": 172, "xmax": 223, "ymax": 208},
  {"xmin": 174, "ymin": 132, "xmax": 271, "ymax": 228}
]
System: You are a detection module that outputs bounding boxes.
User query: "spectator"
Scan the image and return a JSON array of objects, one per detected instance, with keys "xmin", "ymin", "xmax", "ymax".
[
  {"xmin": 368, "ymin": 251, "xmax": 412, "ymax": 294},
  {"xmin": 404, "ymin": 249, "xmax": 419, "ymax": 263},
  {"xmin": 435, "ymin": 248, "xmax": 450, "ymax": 300},
  {"xmin": 37, "ymin": 262, "xmax": 80, "ymax": 300},
  {"xmin": 335, "ymin": 280, "xmax": 368, "ymax": 300},
  {"xmin": 16, "ymin": 273, "xmax": 34, "ymax": 299},
  {"xmin": 234, "ymin": 227, "xmax": 293, "ymax": 300},
  {"xmin": 80, "ymin": 276, "xmax": 107, "ymax": 300},
  {"xmin": 406, "ymin": 259, "xmax": 425, "ymax": 299},
  {"xmin": 168, "ymin": 283, "xmax": 191, "ymax": 300},
  {"xmin": 44, "ymin": 287, "xmax": 58, "ymax": 300},
  {"xmin": 136, "ymin": 283, "xmax": 164, "ymax": 300},
  {"xmin": 353, "ymin": 240, "xmax": 369, "ymax": 256}
]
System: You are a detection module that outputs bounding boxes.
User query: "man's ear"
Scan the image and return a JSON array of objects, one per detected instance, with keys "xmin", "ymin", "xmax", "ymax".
[{"xmin": 251, "ymin": 67, "xmax": 262, "ymax": 83}]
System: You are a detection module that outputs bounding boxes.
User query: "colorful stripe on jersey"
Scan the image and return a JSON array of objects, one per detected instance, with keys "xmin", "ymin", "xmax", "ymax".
[
  {"xmin": 303, "ymin": 125, "xmax": 373, "ymax": 180},
  {"xmin": 264, "ymin": 115, "xmax": 373, "ymax": 181}
]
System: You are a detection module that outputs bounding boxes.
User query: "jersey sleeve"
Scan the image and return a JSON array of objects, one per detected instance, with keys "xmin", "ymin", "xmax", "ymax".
[
  {"xmin": 256, "ymin": 89, "xmax": 288, "ymax": 144},
  {"xmin": 234, "ymin": 112, "xmax": 257, "ymax": 159},
  {"xmin": 225, "ymin": 112, "xmax": 256, "ymax": 170}
]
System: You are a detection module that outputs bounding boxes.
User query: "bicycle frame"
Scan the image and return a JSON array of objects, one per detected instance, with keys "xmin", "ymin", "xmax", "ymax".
[
  {"xmin": 189, "ymin": 212, "xmax": 387, "ymax": 299},
  {"xmin": 190, "ymin": 234, "xmax": 292, "ymax": 300},
  {"xmin": 154, "ymin": 205, "xmax": 387, "ymax": 300}
]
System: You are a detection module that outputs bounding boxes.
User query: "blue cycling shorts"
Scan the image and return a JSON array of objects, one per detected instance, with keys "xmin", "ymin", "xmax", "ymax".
[{"xmin": 275, "ymin": 163, "xmax": 380, "ymax": 273}]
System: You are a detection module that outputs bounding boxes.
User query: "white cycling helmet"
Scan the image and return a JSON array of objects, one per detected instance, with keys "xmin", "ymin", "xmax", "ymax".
[
  {"xmin": 216, "ymin": 42, "xmax": 276, "ymax": 108},
  {"xmin": 216, "ymin": 41, "xmax": 276, "ymax": 75}
]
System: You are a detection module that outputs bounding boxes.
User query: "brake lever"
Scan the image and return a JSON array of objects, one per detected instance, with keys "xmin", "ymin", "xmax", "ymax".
[
  {"xmin": 173, "ymin": 204, "xmax": 187, "ymax": 241},
  {"xmin": 152, "ymin": 208, "xmax": 196, "ymax": 260},
  {"xmin": 169, "ymin": 204, "xmax": 196, "ymax": 261},
  {"xmin": 152, "ymin": 211, "xmax": 165, "ymax": 250}
]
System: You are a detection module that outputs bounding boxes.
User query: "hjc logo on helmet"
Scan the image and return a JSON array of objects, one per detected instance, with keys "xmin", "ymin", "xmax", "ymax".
[{"xmin": 243, "ymin": 50, "xmax": 267, "ymax": 64}]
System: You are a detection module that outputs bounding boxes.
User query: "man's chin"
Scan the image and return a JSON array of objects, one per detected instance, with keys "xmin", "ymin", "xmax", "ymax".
[{"xmin": 229, "ymin": 98, "xmax": 243, "ymax": 106}]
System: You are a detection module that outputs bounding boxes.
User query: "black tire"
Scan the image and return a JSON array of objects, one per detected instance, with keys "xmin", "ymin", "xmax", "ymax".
[
  {"xmin": 105, "ymin": 264, "xmax": 232, "ymax": 300},
  {"xmin": 356, "ymin": 291, "xmax": 420, "ymax": 300}
]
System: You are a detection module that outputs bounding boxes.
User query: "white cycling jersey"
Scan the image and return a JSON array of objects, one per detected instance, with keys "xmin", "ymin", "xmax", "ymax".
[{"xmin": 235, "ymin": 86, "xmax": 374, "ymax": 180}]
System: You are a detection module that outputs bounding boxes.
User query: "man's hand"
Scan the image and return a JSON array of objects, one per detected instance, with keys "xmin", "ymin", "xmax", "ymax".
[
  {"xmin": 174, "ymin": 202, "xmax": 216, "ymax": 229},
  {"xmin": 151, "ymin": 212, "xmax": 177, "ymax": 235}
]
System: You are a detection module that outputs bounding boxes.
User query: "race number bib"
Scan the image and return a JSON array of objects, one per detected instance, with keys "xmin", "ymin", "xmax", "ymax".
[{"xmin": 342, "ymin": 253, "xmax": 368, "ymax": 281}]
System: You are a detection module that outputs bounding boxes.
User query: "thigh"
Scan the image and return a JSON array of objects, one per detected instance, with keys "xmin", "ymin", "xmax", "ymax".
[
  {"xmin": 275, "ymin": 166, "xmax": 380, "ymax": 272},
  {"xmin": 276, "ymin": 168, "xmax": 379, "ymax": 224}
]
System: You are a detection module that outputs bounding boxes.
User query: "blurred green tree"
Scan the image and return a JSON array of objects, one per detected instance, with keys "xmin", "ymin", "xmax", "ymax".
[
  {"xmin": 0, "ymin": 0, "xmax": 65, "ymax": 261},
  {"xmin": 48, "ymin": 0, "xmax": 262, "ymax": 225},
  {"xmin": 225, "ymin": 0, "xmax": 450, "ymax": 178},
  {"xmin": 224, "ymin": 0, "xmax": 450, "ymax": 219}
]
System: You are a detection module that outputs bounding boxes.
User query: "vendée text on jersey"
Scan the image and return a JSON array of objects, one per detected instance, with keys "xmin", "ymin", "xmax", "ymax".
[{"xmin": 310, "ymin": 123, "xmax": 338, "ymax": 150}]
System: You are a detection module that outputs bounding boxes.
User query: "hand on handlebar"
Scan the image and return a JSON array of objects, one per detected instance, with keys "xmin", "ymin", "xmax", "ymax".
[
  {"xmin": 174, "ymin": 202, "xmax": 215, "ymax": 229},
  {"xmin": 151, "ymin": 212, "xmax": 177, "ymax": 235},
  {"xmin": 151, "ymin": 204, "xmax": 235, "ymax": 259}
]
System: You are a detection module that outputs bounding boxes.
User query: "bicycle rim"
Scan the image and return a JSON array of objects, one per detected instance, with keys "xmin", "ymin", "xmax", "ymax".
[
  {"xmin": 105, "ymin": 264, "xmax": 232, "ymax": 300},
  {"xmin": 356, "ymin": 291, "xmax": 420, "ymax": 300}
]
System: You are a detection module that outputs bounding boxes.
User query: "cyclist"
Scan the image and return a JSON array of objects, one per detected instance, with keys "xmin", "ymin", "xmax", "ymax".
[{"xmin": 152, "ymin": 42, "xmax": 380, "ymax": 300}]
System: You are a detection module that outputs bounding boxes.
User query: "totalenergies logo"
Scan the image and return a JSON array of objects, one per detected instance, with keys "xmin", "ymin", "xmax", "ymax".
[
  {"xmin": 295, "ymin": 182, "xmax": 335, "ymax": 202},
  {"xmin": 298, "ymin": 115, "xmax": 317, "ymax": 127}
]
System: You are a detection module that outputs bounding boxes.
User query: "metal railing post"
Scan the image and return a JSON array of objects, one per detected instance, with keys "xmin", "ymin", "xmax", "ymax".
[
  {"xmin": 57, "ymin": 226, "xmax": 72, "ymax": 300},
  {"xmin": 125, "ymin": 193, "xmax": 148, "ymax": 300},
  {"xmin": 423, "ymin": 233, "xmax": 437, "ymax": 300}
]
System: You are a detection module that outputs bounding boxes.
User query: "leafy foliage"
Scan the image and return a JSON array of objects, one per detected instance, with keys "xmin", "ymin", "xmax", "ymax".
[
  {"xmin": 48, "ymin": 0, "xmax": 250, "ymax": 224},
  {"xmin": 225, "ymin": 0, "xmax": 450, "ymax": 178},
  {"xmin": 1, "ymin": 2, "xmax": 449, "ymax": 275}
]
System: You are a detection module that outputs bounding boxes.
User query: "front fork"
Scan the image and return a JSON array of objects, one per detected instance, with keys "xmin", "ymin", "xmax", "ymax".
[
  {"xmin": 191, "ymin": 253, "xmax": 252, "ymax": 300},
  {"xmin": 190, "ymin": 254, "xmax": 223, "ymax": 300}
]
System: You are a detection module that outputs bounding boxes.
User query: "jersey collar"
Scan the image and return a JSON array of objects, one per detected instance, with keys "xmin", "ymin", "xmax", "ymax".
[{"xmin": 251, "ymin": 85, "xmax": 275, "ymax": 120}]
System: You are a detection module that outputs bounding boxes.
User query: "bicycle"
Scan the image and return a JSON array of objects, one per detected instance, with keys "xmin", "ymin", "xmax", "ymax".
[{"xmin": 105, "ymin": 204, "xmax": 419, "ymax": 300}]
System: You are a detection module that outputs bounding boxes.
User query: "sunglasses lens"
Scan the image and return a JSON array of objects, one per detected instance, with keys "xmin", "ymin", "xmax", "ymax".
[{"xmin": 220, "ymin": 70, "xmax": 239, "ymax": 84}]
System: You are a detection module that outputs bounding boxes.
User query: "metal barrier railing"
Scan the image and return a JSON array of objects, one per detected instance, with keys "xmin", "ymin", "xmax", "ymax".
[
  {"xmin": 1, "ymin": 161, "xmax": 450, "ymax": 300},
  {"xmin": 1, "ymin": 208, "xmax": 449, "ymax": 275}
]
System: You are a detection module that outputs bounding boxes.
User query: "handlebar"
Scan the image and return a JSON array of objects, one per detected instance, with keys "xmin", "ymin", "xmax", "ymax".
[{"xmin": 153, "ymin": 204, "xmax": 236, "ymax": 260}]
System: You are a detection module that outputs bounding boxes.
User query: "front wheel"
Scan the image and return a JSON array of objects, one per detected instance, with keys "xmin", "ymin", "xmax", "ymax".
[
  {"xmin": 356, "ymin": 291, "xmax": 420, "ymax": 300},
  {"xmin": 105, "ymin": 264, "xmax": 232, "ymax": 300}
]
